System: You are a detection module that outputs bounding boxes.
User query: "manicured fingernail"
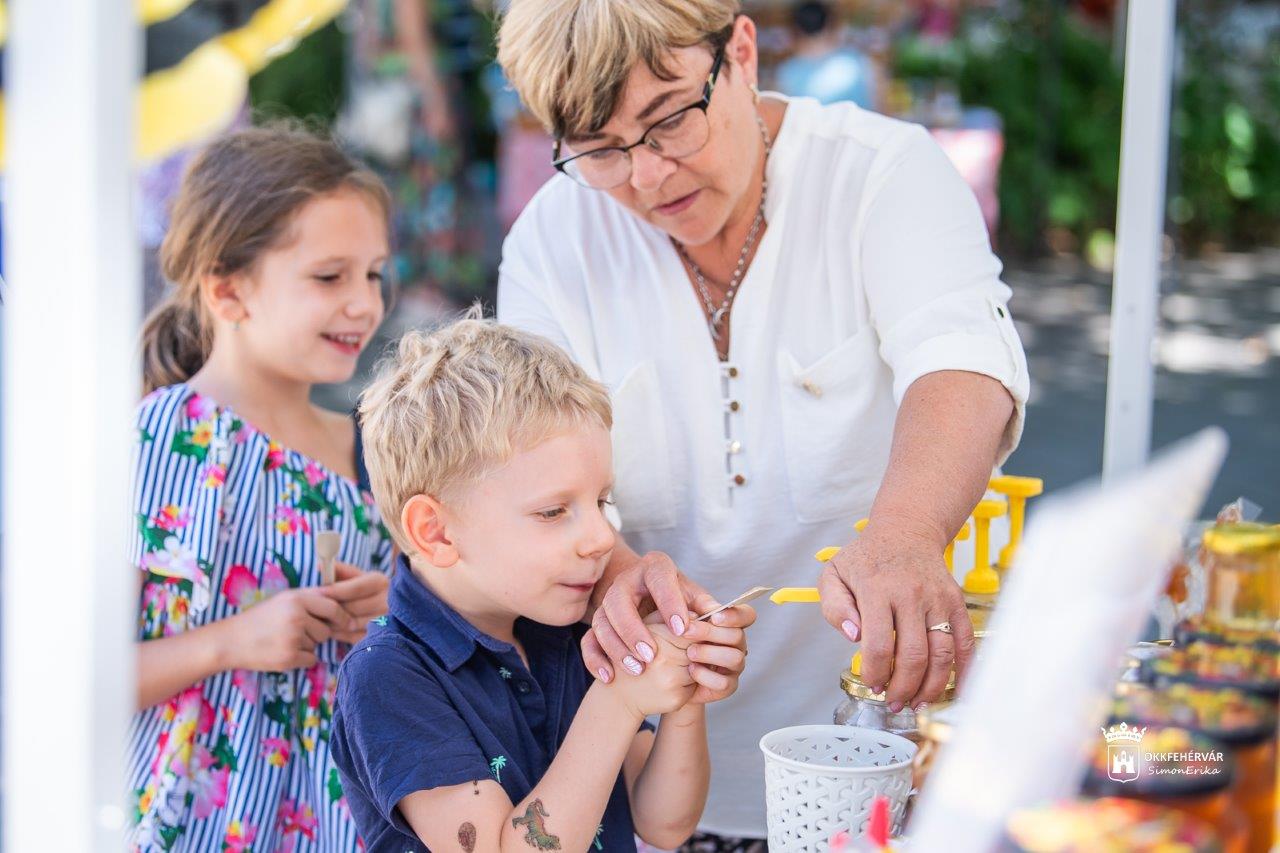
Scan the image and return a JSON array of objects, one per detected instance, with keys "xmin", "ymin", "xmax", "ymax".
[
  {"xmin": 687, "ymin": 645, "xmax": 698, "ymax": 662},
  {"xmin": 597, "ymin": 668, "xmax": 612, "ymax": 683},
  {"xmin": 636, "ymin": 642, "xmax": 655, "ymax": 663},
  {"xmin": 841, "ymin": 620, "xmax": 859, "ymax": 642},
  {"xmin": 915, "ymin": 702, "xmax": 929, "ymax": 712},
  {"xmin": 671, "ymin": 615, "xmax": 686, "ymax": 636},
  {"xmin": 711, "ymin": 612, "xmax": 727, "ymax": 625},
  {"xmin": 889, "ymin": 701, "xmax": 904, "ymax": 713},
  {"xmin": 623, "ymin": 656, "xmax": 643, "ymax": 676},
  {"xmin": 872, "ymin": 685, "xmax": 885, "ymax": 695}
]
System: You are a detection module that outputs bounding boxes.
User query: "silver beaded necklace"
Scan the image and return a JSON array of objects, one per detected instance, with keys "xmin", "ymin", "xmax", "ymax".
[{"xmin": 674, "ymin": 111, "xmax": 772, "ymax": 347}]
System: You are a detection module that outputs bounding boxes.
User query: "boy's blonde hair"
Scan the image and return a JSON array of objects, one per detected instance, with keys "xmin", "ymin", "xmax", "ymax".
[
  {"xmin": 359, "ymin": 312, "xmax": 613, "ymax": 552},
  {"xmin": 497, "ymin": 0, "xmax": 739, "ymax": 139}
]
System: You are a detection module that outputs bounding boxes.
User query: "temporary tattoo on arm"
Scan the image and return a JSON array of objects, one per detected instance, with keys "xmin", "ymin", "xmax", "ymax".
[
  {"xmin": 511, "ymin": 799, "xmax": 562, "ymax": 850},
  {"xmin": 458, "ymin": 821, "xmax": 477, "ymax": 852}
]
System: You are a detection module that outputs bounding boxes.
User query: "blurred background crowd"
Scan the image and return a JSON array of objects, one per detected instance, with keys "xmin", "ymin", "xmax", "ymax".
[{"xmin": 18, "ymin": 0, "xmax": 1280, "ymax": 505}]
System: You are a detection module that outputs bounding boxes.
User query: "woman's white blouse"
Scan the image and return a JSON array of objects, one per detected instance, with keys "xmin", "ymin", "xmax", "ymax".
[{"xmin": 498, "ymin": 95, "xmax": 1029, "ymax": 836}]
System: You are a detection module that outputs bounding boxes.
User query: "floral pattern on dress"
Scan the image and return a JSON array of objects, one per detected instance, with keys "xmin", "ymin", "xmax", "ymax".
[{"xmin": 128, "ymin": 385, "xmax": 394, "ymax": 851}]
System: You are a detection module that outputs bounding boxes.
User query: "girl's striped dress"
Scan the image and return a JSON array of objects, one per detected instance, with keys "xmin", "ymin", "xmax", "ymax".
[{"xmin": 126, "ymin": 384, "xmax": 395, "ymax": 852}]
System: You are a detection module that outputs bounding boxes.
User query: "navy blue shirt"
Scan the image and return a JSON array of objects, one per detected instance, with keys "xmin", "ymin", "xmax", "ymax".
[{"xmin": 331, "ymin": 556, "xmax": 644, "ymax": 852}]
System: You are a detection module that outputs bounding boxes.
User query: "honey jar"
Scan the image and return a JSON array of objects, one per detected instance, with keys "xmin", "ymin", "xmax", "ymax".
[
  {"xmin": 1201, "ymin": 523, "xmax": 1280, "ymax": 634},
  {"xmin": 834, "ymin": 654, "xmax": 956, "ymax": 743}
]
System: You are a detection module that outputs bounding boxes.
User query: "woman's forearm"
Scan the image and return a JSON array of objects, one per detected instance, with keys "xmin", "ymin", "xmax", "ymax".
[
  {"xmin": 866, "ymin": 370, "xmax": 1015, "ymax": 546},
  {"xmin": 136, "ymin": 619, "xmax": 232, "ymax": 710},
  {"xmin": 629, "ymin": 704, "xmax": 709, "ymax": 848}
]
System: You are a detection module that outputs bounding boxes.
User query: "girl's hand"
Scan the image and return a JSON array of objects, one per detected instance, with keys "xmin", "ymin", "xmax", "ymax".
[
  {"xmin": 221, "ymin": 589, "xmax": 355, "ymax": 672},
  {"xmin": 325, "ymin": 563, "xmax": 390, "ymax": 643},
  {"xmin": 681, "ymin": 605, "xmax": 755, "ymax": 706}
]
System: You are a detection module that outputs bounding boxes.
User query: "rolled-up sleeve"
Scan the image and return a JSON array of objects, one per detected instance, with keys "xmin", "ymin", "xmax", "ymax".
[{"xmin": 860, "ymin": 126, "xmax": 1030, "ymax": 461}]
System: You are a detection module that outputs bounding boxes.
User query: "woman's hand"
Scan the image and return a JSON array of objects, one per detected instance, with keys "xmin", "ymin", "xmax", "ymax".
[
  {"xmin": 680, "ymin": 607, "xmax": 754, "ymax": 705},
  {"xmin": 219, "ymin": 588, "xmax": 356, "ymax": 672},
  {"xmin": 582, "ymin": 550, "xmax": 711, "ymax": 681},
  {"xmin": 819, "ymin": 520, "xmax": 974, "ymax": 713},
  {"xmin": 325, "ymin": 563, "xmax": 390, "ymax": 644}
]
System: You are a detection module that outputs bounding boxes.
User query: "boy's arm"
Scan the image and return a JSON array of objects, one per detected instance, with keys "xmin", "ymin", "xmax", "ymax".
[
  {"xmin": 399, "ymin": 681, "xmax": 644, "ymax": 852},
  {"xmin": 624, "ymin": 704, "xmax": 709, "ymax": 849}
]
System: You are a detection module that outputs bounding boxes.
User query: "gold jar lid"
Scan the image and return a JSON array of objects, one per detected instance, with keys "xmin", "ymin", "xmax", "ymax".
[
  {"xmin": 840, "ymin": 657, "xmax": 957, "ymax": 703},
  {"xmin": 1202, "ymin": 523, "xmax": 1280, "ymax": 556}
]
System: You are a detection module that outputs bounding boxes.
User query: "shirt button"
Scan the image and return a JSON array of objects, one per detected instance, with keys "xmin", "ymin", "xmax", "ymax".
[
  {"xmin": 733, "ymin": 474, "xmax": 746, "ymax": 486},
  {"xmin": 728, "ymin": 366, "xmax": 740, "ymax": 378},
  {"xmin": 517, "ymin": 681, "xmax": 532, "ymax": 694},
  {"xmin": 727, "ymin": 400, "xmax": 741, "ymax": 412},
  {"xmin": 799, "ymin": 379, "xmax": 823, "ymax": 397}
]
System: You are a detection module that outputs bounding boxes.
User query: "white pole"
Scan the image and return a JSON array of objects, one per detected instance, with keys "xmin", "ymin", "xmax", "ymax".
[
  {"xmin": 1102, "ymin": 0, "xmax": 1176, "ymax": 481},
  {"xmin": 3, "ymin": 1, "xmax": 139, "ymax": 849}
]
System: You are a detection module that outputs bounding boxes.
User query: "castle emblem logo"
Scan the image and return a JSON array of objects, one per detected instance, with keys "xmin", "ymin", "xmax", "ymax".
[{"xmin": 1101, "ymin": 721, "xmax": 1147, "ymax": 783}]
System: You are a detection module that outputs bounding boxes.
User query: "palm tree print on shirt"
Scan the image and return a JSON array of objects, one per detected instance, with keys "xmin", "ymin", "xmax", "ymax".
[{"xmin": 489, "ymin": 755, "xmax": 507, "ymax": 783}]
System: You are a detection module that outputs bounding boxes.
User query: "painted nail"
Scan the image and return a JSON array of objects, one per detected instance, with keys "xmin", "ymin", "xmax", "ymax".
[
  {"xmin": 597, "ymin": 668, "xmax": 612, "ymax": 684},
  {"xmin": 889, "ymin": 701, "xmax": 904, "ymax": 713},
  {"xmin": 711, "ymin": 611, "xmax": 727, "ymax": 625},
  {"xmin": 636, "ymin": 642, "xmax": 655, "ymax": 663},
  {"xmin": 671, "ymin": 615, "xmax": 686, "ymax": 636},
  {"xmin": 623, "ymin": 656, "xmax": 644, "ymax": 676},
  {"xmin": 915, "ymin": 702, "xmax": 929, "ymax": 712},
  {"xmin": 841, "ymin": 620, "xmax": 859, "ymax": 642}
]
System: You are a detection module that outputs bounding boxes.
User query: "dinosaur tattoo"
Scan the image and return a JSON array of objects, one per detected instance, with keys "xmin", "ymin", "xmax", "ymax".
[{"xmin": 511, "ymin": 799, "xmax": 561, "ymax": 850}]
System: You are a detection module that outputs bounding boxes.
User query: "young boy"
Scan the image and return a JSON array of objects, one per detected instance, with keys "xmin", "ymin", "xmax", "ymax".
[{"xmin": 332, "ymin": 317, "xmax": 752, "ymax": 852}]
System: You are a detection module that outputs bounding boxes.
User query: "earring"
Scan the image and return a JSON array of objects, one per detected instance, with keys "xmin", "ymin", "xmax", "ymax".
[{"xmin": 750, "ymin": 83, "xmax": 761, "ymax": 104}]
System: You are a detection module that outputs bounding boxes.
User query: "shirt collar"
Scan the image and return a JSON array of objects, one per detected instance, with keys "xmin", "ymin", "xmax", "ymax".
[{"xmin": 388, "ymin": 554, "xmax": 517, "ymax": 672}]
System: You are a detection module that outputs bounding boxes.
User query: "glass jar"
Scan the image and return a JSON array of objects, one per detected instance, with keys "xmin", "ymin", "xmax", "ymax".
[
  {"xmin": 1004, "ymin": 797, "xmax": 1219, "ymax": 852},
  {"xmin": 833, "ymin": 655, "xmax": 956, "ymax": 743},
  {"xmin": 1111, "ymin": 684, "xmax": 1277, "ymax": 851},
  {"xmin": 1083, "ymin": 724, "xmax": 1247, "ymax": 852},
  {"xmin": 1201, "ymin": 523, "xmax": 1280, "ymax": 633},
  {"xmin": 911, "ymin": 702, "xmax": 960, "ymax": 790}
]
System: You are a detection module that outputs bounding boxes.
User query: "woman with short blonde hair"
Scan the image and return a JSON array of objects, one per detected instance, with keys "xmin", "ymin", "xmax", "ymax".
[{"xmin": 497, "ymin": 1, "xmax": 1028, "ymax": 846}]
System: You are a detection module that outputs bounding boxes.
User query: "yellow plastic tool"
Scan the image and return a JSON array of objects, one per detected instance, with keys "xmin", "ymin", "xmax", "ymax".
[
  {"xmin": 814, "ymin": 546, "xmax": 841, "ymax": 563},
  {"xmin": 854, "ymin": 518, "xmax": 870, "ymax": 533},
  {"xmin": 770, "ymin": 588, "xmax": 822, "ymax": 604},
  {"xmin": 989, "ymin": 476, "xmax": 1044, "ymax": 569},
  {"xmin": 963, "ymin": 499, "xmax": 1007, "ymax": 595},
  {"xmin": 943, "ymin": 521, "xmax": 971, "ymax": 573}
]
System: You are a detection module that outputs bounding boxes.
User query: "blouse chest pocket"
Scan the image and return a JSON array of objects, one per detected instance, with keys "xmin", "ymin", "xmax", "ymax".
[
  {"xmin": 777, "ymin": 329, "xmax": 894, "ymax": 524},
  {"xmin": 609, "ymin": 361, "xmax": 678, "ymax": 533}
]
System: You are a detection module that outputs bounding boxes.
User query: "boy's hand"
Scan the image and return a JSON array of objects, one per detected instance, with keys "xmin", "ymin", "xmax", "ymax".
[
  {"xmin": 681, "ymin": 605, "xmax": 755, "ymax": 705},
  {"xmin": 608, "ymin": 621, "xmax": 695, "ymax": 719}
]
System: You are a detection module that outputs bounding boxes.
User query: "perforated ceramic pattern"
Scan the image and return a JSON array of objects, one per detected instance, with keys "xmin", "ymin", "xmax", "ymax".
[{"xmin": 759, "ymin": 725, "xmax": 915, "ymax": 852}]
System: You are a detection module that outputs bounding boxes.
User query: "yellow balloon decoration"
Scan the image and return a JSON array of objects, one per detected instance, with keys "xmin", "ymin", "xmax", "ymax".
[{"xmin": 0, "ymin": 0, "xmax": 345, "ymax": 167}]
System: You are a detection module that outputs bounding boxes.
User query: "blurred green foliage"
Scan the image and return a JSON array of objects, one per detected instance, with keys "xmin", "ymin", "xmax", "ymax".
[
  {"xmin": 248, "ymin": 20, "xmax": 346, "ymax": 124},
  {"xmin": 896, "ymin": 2, "xmax": 1279, "ymax": 254}
]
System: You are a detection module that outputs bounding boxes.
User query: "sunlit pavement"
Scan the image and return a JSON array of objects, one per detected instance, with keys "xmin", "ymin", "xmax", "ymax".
[{"xmin": 1006, "ymin": 249, "xmax": 1280, "ymax": 513}]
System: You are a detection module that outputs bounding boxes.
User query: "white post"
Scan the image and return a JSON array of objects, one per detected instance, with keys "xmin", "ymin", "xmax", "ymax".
[
  {"xmin": 3, "ymin": 1, "xmax": 139, "ymax": 849},
  {"xmin": 1102, "ymin": 0, "xmax": 1176, "ymax": 481}
]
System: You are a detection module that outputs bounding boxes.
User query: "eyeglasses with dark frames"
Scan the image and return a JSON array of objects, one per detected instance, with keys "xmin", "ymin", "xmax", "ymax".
[{"xmin": 552, "ymin": 49, "xmax": 726, "ymax": 190}]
